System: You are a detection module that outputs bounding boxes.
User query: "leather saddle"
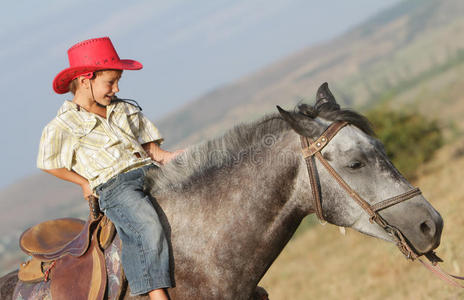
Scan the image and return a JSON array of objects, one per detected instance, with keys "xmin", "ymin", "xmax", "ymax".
[{"xmin": 17, "ymin": 196, "xmax": 116, "ymax": 300}]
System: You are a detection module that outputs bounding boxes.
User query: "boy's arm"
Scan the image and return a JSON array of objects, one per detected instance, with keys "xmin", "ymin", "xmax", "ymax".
[
  {"xmin": 41, "ymin": 168, "xmax": 92, "ymax": 199},
  {"xmin": 142, "ymin": 142, "xmax": 183, "ymax": 165}
]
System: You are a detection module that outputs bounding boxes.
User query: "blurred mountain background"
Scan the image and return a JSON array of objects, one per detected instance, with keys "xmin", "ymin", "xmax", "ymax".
[
  {"xmin": 2, "ymin": 0, "xmax": 464, "ymax": 298},
  {"xmin": 158, "ymin": 0, "xmax": 464, "ymax": 148}
]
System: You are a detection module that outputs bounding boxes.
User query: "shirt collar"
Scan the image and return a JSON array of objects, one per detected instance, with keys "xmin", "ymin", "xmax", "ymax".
[
  {"xmin": 56, "ymin": 99, "xmax": 139, "ymax": 118},
  {"xmin": 111, "ymin": 100, "xmax": 141, "ymax": 115},
  {"xmin": 55, "ymin": 101, "xmax": 97, "ymax": 136},
  {"xmin": 57, "ymin": 100, "xmax": 80, "ymax": 116}
]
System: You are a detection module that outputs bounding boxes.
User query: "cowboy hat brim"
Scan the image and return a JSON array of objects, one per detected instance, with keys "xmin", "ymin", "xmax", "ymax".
[{"xmin": 53, "ymin": 59, "xmax": 142, "ymax": 94}]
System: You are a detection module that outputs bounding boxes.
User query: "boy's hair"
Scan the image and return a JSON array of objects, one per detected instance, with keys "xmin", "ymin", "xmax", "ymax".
[{"xmin": 68, "ymin": 69, "xmax": 123, "ymax": 95}]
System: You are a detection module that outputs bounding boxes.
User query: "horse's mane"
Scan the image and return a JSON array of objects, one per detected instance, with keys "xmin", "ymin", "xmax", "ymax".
[
  {"xmin": 147, "ymin": 114, "xmax": 291, "ymax": 193},
  {"xmin": 147, "ymin": 102, "xmax": 373, "ymax": 193},
  {"xmin": 298, "ymin": 102, "xmax": 374, "ymax": 136}
]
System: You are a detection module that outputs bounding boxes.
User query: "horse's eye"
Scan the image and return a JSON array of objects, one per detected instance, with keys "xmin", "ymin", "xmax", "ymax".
[{"xmin": 348, "ymin": 161, "xmax": 364, "ymax": 169}]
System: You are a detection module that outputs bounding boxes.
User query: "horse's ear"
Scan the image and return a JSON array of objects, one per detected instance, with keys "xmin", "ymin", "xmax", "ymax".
[
  {"xmin": 315, "ymin": 82, "xmax": 339, "ymax": 110},
  {"xmin": 276, "ymin": 105, "xmax": 317, "ymax": 137}
]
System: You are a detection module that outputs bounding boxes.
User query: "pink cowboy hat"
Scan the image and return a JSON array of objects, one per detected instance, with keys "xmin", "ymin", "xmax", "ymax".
[{"xmin": 53, "ymin": 37, "xmax": 143, "ymax": 94}]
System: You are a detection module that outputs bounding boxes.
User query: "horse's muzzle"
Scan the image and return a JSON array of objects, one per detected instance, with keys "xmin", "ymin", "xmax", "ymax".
[{"xmin": 405, "ymin": 208, "xmax": 443, "ymax": 254}]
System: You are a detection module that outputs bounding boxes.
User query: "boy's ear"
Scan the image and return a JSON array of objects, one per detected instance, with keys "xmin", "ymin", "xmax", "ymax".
[
  {"xmin": 74, "ymin": 72, "xmax": 95, "ymax": 89},
  {"xmin": 77, "ymin": 76, "xmax": 90, "ymax": 89}
]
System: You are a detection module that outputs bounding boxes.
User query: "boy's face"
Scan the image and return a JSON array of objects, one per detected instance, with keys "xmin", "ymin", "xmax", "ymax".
[{"xmin": 89, "ymin": 70, "xmax": 122, "ymax": 107}]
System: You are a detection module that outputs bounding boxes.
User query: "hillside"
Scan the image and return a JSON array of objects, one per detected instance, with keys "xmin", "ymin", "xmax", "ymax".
[
  {"xmin": 0, "ymin": 174, "xmax": 87, "ymax": 274},
  {"xmin": 259, "ymin": 136, "xmax": 464, "ymax": 299},
  {"xmin": 157, "ymin": 0, "xmax": 464, "ymax": 148},
  {"xmin": 2, "ymin": 0, "xmax": 464, "ymax": 279}
]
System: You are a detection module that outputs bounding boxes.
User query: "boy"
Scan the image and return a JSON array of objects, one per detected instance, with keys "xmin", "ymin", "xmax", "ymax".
[{"xmin": 38, "ymin": 37, "xmax": 181, "ymax": 300}]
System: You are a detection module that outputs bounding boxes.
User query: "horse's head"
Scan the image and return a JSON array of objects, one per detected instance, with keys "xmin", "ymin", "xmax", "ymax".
[{"xmin": 278, "ymin": 82, "xmax": 443, "ymax": 256}]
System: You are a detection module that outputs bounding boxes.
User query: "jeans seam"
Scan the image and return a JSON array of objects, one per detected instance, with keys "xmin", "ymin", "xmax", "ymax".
[
  {"xmin": 104, "ymin": 175, "xmax": 120, "ymax": 192},
  {"xmin": 97, "ymin": 175, "xmax": 120, "ymax": 197},
  {"xmin": 114, "ymin": 205, "xmax": 150, "ymax": 280}
]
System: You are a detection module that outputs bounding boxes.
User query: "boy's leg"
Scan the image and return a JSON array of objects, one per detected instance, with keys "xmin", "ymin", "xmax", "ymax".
[
  {"xmin": 97, "ymin": 169, "xmax": 171, "ymax": 296},
  {"xmin": 149, "ymin": 288, "xmax": 169, "ymax": 300}
]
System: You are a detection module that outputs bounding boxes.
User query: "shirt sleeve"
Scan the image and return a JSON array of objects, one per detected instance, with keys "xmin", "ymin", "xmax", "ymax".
[
  {"xmin": 137, "ymin": 112, "xmax": 164, "ymax": 145},
  {"xmin": 37, "ymin": 123, "xmax": 75, "ymax": 170}
]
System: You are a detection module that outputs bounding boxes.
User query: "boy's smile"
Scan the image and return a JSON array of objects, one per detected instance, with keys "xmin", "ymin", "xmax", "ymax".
[
  {"xmin": 72, "ymin": 69, "xmax": 123, "ymax": 115},
  {"xmin": 90, "ymin": 70, "xmax": 123, "ymax": 107}
]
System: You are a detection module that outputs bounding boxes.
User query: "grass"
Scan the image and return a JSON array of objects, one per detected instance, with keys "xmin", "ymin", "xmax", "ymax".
[{"xmin": 259, "ymin": 137, "xmax": 464, "ymax": 300}]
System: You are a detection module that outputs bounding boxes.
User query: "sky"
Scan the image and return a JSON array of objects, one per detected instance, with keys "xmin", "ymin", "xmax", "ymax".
[{"xmin": 0, "ymin": 0, "xmax": 400, "ymax": 189}]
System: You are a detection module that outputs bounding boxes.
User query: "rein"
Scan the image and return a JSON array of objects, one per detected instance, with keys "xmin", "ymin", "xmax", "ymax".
[{"xmin": 298, "ymin": 121, "xmax": 464, "ymax": 288}]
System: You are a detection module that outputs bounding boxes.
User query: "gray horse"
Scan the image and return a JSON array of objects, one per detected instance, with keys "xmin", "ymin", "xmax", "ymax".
[{"xmin": 0, "ymin": 83, "xmax": 443, "ymax": 299}]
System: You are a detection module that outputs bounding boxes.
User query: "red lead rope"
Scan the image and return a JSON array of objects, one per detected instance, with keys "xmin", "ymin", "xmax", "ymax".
[{"xmin": 418, "ymin": 257, "xmax": 464, "ymax": 288}]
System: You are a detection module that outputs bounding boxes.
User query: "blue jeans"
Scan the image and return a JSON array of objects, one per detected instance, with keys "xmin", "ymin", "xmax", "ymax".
[{"xmin": 95, "ymin": 164, "xmax": 171, "ymax": 295}]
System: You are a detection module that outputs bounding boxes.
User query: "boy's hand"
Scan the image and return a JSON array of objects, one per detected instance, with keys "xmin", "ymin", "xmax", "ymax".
[
  {"xmin": 163, "ymin": 149, "xmax": 185, "ymax": 164},
  {"xmin": 81, "ymin": 182, "xmax": 94, "ymax": 200},
  {"xmin": 142, "ymin": 142, "xmax": 185, "ymax": 165}
]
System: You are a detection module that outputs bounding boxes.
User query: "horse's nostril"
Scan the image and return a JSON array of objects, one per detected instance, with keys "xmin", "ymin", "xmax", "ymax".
[{"xmin": 420, "ymin": 221, "xmax": 433, "ymax": 236}]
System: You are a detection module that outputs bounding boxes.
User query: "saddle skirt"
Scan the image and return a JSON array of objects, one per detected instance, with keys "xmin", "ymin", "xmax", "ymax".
[
  {"xmin": 15, "ymin": 215, "xmax": 119, "ymax": 300},
  {"xmin": 13, "ymin": 234, "xmax": 124, "ymax": 300}
]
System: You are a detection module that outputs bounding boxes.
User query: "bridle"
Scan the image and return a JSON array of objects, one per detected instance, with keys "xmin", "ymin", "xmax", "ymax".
[
  {"xmin": 297, "ymin": 120, "xmax": 464, "ymax": 287},
  {"xmin": 299, "ymin": 121, "xmax": 421, "ymax": 259}
]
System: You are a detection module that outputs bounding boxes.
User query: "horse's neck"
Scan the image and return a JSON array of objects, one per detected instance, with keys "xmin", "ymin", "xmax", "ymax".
[
  {"xmin": 247, "ymin": 159, "xmax": 307, "ymax": 279},
  {"xmin": 157, "ymin": 132, "xmax": 306, "ymax": 291}
]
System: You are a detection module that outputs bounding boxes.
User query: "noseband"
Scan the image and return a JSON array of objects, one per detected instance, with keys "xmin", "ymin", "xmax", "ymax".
[{"xmin": 299, "ymin": 121, "xmax": 422, "ymax": 260}]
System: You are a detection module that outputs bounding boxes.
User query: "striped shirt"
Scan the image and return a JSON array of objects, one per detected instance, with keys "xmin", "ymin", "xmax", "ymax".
[{"xmin": 37, "ymin": 100, "xmax": 163, "ymax": 190}]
